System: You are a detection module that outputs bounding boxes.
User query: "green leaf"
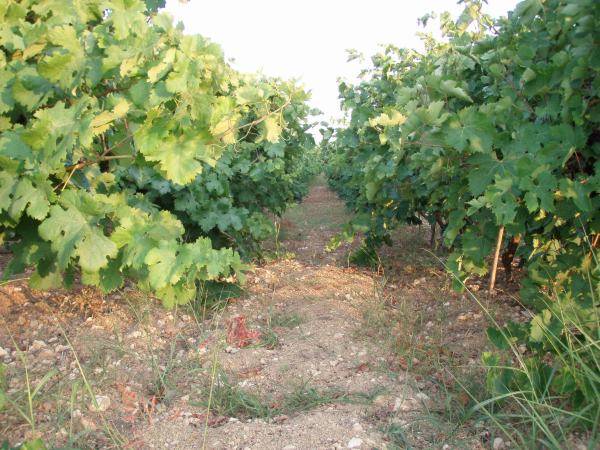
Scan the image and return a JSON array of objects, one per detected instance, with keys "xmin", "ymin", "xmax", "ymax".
[
  {"xmin": 487, "ymin": 327, "xmax": 510, "ymax": 350},
  {"xmin": 155, "ymin": 281, "xmax": 196, "ymax": 309},
  {"xmin": 0, "ymin": 172, "xmax": 17, "ymax": 211},
  {"xmin": 144, "ymin": 240, "xmax": 182, "ymax": 289},
  {"xmin": 439, "ymin": 79, "xmax": 473, "ymax": 103},
  {"xmin": 365, "ymin": 181, "xmax": 379, "ymax": 201},
  {"xmin": 530, "ymin": 309, "xmax": 552, "ymax": 343},
  {"xmin": 8, "ymin": 178, "xmax": 51, "ymax": 221},
  {"xmin": 38, "ymin": 204, "xmax": 117, "ymax": 272},
  {"xmin": 520, "ymin": 67, "xmax": 537, "ymax": 86}
]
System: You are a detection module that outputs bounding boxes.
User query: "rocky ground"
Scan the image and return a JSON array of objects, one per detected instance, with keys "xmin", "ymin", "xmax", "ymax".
[{"xmin": 0, "ymin": 179, "xmax": 525, "ymax": 450}]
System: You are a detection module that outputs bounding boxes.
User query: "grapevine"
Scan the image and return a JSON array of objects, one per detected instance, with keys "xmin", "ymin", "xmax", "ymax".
[
  {"xmin": 0, "ymin": 0, "xmax": 319, "ymax": 307},
  {"xmin": 325, "ymin": 0, "xmax": 599, "ymax": 412}
]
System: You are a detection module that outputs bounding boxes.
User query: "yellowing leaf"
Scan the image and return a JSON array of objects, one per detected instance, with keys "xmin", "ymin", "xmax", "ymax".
[
  {"xmin": 120, "ymin": 57, "xmax": 138, "ymax": 77},
  {"xmin": 262, "ymin": 116, "xmax": 282, "ymax": 143},
  {"xmin": 91, "ymin": 111, "xmax": 115, "ymax": 135},
  {"xmin": 22, "ymin": 42, "xmax": 46, "ymax": 60},
  {"xmin": 369, "ymin": 110, "xmax": 406, "ymax": 128},
  {"xmin": 113, "ymin": 99, "xmax": 130, "ymax": 118},
  {"xmin": 211, "ymin": 113, "xmax": 240, "ymax": 144}
]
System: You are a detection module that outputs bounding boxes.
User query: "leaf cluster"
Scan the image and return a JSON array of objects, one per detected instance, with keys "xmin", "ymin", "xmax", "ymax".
[{"xmin": 0, "ymin": 0, "xmax": 319, "ymax": 307}]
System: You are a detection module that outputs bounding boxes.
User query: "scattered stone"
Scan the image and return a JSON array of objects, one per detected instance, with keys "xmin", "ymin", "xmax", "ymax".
[
  {"xmin": 225, "ymin": 346, "xmax": 239, "ymax": 354},
  {"xmin": 77, "ymin": 412, "xmax": 97, "ymax": 431},
  {"xmin": 89, "ymin": 395, "xmax": 111, "ymax": 412},
  {"xmin": 270, "ymin": 415, "xmax": 288, "ymax": 424},
  {"xmin": 492, "ymin": 437, "xmax": 505, "ymax": 450},
  {"xmin": 347, "ymin": 437, "xmax": 363, "ymax": 449},
  {"xmin": 38, "ymin": 349, "xmax": 55, "ymax": 361},
  {"xmin": 372, "ymin": 394, "xmax": 393, "ymax": 407},
  {"xmin": 352, "ymin": 422, "xmax": 363, "ymax": 432},
  {"xmin": 30, "ymin": 340, "xmax": 47, "ymax": 352},
  {"xmin": 415, "ymin": 392, "xmax": 430, "ymax": 403},
  {"xmin": 0, "ymin": 348, "xmax": 9, "ymax": 358},
  {"xmin": 412, "ymin": 277, "xmax": 426, "ymax": 286},
  {"xmin": 394, "ymin": 397, "xmax": 420, "ymax": 412},
  {"xmin": 283, "ymin": 446, "xmax": 296, "ymax": 450}
]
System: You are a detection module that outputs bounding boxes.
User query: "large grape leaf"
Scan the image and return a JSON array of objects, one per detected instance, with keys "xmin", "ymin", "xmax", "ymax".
[{"xmin": 39, "ymin": 204, "xmax": 118, "ymax": 272}]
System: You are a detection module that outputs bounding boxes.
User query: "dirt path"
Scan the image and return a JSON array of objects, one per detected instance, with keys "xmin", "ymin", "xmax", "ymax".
[
  {"xmin": 140, "ymin": 178, "xmax": 424, "ymax": 449},
  {"xmin": 2, "ymin": 178, "xmax": 517, "ymax": 449}
]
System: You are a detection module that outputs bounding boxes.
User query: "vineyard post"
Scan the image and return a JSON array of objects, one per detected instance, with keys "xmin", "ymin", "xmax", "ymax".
[
  {"xmin": 430, "ymin": 221, "xmax": 437, "ymax": 249},
  {"xmin": 489, "ymin": 225, "xmax": 505, "ymax": 295}
]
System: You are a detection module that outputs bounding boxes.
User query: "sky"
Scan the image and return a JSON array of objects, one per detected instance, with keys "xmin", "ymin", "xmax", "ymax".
[{"xmin": 165, "ymin": 0, "xmax": 521, "ymax": 124}]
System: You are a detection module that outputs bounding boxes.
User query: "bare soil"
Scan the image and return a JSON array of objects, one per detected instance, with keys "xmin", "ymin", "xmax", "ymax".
[{"xmin": 0, "ymin": 178, "xmax": 525, "ymax": 450}]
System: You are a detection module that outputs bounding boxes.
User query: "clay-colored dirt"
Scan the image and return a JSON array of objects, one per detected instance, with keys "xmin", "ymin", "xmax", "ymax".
[{"xmin": 0, "ymin": 178, "xmax": 524, "ymax": 449}]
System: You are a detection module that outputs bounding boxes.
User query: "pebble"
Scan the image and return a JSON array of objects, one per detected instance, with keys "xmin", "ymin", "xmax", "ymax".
[
  {"xmin": 89, "ymin": 395, "xmax": 111, "ymax": 412},
  {"xmin": 347, "ymin": 437, "xmax": 362, "ymax": 448},
  {"xmin": 272, "ymin": 415, "xmax": 289, "ymax": 424},
  {"xmin": 394, "ymin": 397, "xmax": 420, "ymax": 412},
  {"xmin": 415, "ymin": 392, "xmax": 430, "ymax": 402},
  {"xmin": 283, "ymin": 445, "xmax": 297, "ymax": 450},
  {"xmin": 225, "ymin": 346, "xmax": 239, "ymax": 354},
  {"xmin": 492, "ymin": 437, "xmax": 505, "ymax": 450},
  {"xmin": 80, "ymin": 416, "xmax": 97, "ymax": 431},
  {"xmin": 38, "ymin": 349, "xmax": 56, "ymax": 361},
  {"xmin": 412, "ymin": 277, "xmax": 426, "ymax": 286},
  {"xmin": 372, "ymin": 394, "xmax": 393, "ymax": 407},
  {"xmin": 126, "ymin": 330, "xmax": 143, "ymax": 339},
  {"xmin": 352, "ymin": 422, "xmax": 363, "ymax": 432},
  {"xmin": 30, "ymin": 340, "xmax": 47, "ymax": 352},
  {"xmin": 0, "ymin": 348, "xmax": 9, "ymax": 358}
]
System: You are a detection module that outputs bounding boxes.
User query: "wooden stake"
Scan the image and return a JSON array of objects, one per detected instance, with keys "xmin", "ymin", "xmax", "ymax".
[{"xmin": 489, "ymin": 225, "xmax": 505, "ymax": 295}]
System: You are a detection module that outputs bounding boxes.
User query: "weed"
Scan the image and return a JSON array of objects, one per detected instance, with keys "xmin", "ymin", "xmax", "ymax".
[
  {"xmin": 443, "ymin": 254, "xmax": 600, "ymax": 449},
  {"xmin": 195, "ymin": 368, "xmax": 384, "ymax": 421},
  {"xmin": 383, "ymin": 423, "xmax": 413, "ymax": 450},
  {"xmin": 269, "ymin": 312, "xmax": 304, "ymax": 329},
  {"xmin": 194, "ymin": 370, "xmax": 273, "ymax": 419},
  {"xmin": 258, "ymin": 329, "xmax": 280, "ymax": 349}
]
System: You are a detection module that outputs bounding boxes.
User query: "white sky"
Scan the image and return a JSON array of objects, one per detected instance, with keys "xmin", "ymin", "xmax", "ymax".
[{"xmin": 165, "ymin": 0, "xmax": 520, "ymax": 124}]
